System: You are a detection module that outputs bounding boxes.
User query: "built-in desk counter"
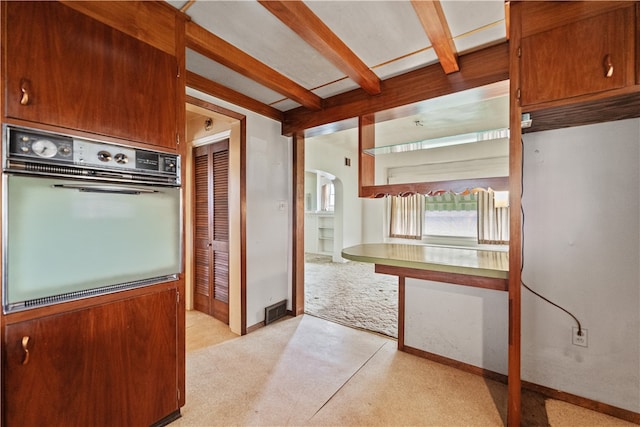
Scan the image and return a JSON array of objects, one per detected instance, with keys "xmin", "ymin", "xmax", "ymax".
[{"xmin": 342, "ymin": 243, "xmax": 509, "ymax": 291}]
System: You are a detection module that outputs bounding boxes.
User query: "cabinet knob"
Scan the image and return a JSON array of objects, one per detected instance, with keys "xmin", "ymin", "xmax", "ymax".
[
  {"xmin": 604, "ymin": 54, "xmax": 614, "ymax": 78},
  {"xmin": 19, "ymin": 78, "xmax": 31, "ymax": 105},
  {"xmin": 21, "ymin": 336, "xmax": 30, "ymax": 365}
]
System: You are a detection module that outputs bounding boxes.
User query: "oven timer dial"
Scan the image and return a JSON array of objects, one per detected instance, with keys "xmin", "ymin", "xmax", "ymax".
[{"xmin": 32, "ymin": 139, "xmax": 57, "ymax": 158}]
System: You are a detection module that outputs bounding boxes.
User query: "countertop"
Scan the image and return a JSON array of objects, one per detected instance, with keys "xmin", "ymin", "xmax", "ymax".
[{"xmin": 341, "ymin": 243, "xmax": 509, "ymax": 280}]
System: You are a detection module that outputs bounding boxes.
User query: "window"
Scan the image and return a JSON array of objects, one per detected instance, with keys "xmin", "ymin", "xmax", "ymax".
[
  {"xmin": 424, "ymin": 192, "xmax": 477, "ymax": 238},
  {"xmin": 389, "ymin": 189, "xmax": 509, "ymax": 245},
  {"xmin": 320, "ymin": 182, "xmax": 335, "ymax": 211}
]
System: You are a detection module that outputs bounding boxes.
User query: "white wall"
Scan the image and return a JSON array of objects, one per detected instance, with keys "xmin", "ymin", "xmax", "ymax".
[
  {"xmin": 396, "ymin": 119, "xmax": 640, "ymax": 414},
  {"xmin": 521, "ymin": 119, "xmax": 640, "ymax": 412},
  {"xmin": 404, "ymin": 279, "xmax": 509, "ymax": 374},
  {"xmin": 187, "ymin": 88, "xmax": 292, "ymax": 329}
]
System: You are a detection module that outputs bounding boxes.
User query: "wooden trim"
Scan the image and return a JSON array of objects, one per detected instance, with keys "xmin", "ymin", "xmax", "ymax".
[
  {"xmin": 292, "ymin": 132, "xmax": 305, "ymax": 316},
  {"xmin": 508, "ymin": 2, "xmax": 523, "ymax": 425},
  {"xmin": 282, "ymin": 41, "xmax": 509, "ymax": 135},
  {"xmin": 359, "ymin": 177, "xmax": 509, "ymax": 199},
  {"xmin": 185, "ymin": 20, "xmax": 321, "ymax": 110},
  {"xmin": 375, "ymin": 265, "xmax": 508, "ymax": 292},
  {"xmin": 246, "ymin": 321, "xmax": 265, "ymax": 334},
  {"xmin": 174, "ymin": 11, "xmax": 187, "ymax": 409},
  {"xmin": 358, "ymin": 115, "xmax": 375, "ymax": 196},
  {"xmin": 240, "ymin": 116, "xmax": 247, "ymax": 335},
  {"xmin": 397, "ymin": 276, "xmax": 405, "ymax": 351},
  {"xmin": 521, "ymin": 381, "xmax": 640, "ymax": 425},
  {"xmin": 259, "ymin": 0, "xmax": 380, "ymax": 95},
  {"xmin": 524, "ymin": 90, "xmax": 640, "ymax": 134},
  {"xmin": 637, "ymin": 3, "xmax": 640, "ymax": 85},
  {"xmin": 186, "ymin": 71, "xmax": 283, "ymax": 122},
  {"xmin": 504, "ymin": 1, "xmax": 510, "ymax": 41},
  {"xmin": 185, "ymin": 95, "xmax": 245, "ymax": 122},
  {"xmin": 411, "ymin": 0, "xmax": 459, "ymax": 74},
  {"xmin": 402, "ymin": 344, "xmax": 640, "ymax": 425},
  {"xmin": 403, "ymin": 344, "xmax": 508, "ymax": 383}
]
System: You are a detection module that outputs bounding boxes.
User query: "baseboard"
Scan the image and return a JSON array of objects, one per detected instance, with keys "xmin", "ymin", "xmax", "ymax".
[
  {"xmin": 521, "ymin": 380, "xmax": 640, "ymax": 425},
  {"xmin": 402, "ymin": 345, "xmax": 508, "ymax": 384},
  {"xmin": 246, "ymin": 321, "xmax": 265, "ymax": 333},
  {"xmin": 247, "ymin": 311, "xmax": 297, "ymax": 334},
  {"xmin": 402, "ymin": 344, "xmax": 640, "ymax": 424}
]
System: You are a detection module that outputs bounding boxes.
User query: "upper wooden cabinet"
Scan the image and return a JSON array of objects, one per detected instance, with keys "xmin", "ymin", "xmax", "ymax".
[
  {"xmin": 520, "ymin": 4, "xmax": 635, "ymax": 107},
  {"xmin": 3, "ymin": 1, "xmax": 178, "ymax": 149},
  {"xmin": 514, "ymin": 1, "xmax": 640, "ymax": 133}
]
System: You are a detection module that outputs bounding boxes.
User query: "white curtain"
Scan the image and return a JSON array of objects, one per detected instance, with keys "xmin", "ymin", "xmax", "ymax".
[
  {"xmin": 389, "ymin": 194, "xmax": 424, "ymax": 239},
  {"xmin": 477, "ymin": 189, "xmax": 509, "ymax": 244}
]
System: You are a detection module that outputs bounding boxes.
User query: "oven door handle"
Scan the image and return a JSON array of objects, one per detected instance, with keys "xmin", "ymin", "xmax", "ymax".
[{"xmin": 52, "ymin": 184, "xmax": 158, "ymax": 195}]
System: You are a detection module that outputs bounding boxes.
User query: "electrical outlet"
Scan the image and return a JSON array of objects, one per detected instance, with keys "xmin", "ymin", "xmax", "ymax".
[{"xmin": 572, "ymin": 327, "xmax": 588, "ymax": 347}]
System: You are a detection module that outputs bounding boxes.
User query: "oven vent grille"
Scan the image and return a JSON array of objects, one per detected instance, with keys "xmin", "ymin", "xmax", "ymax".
[
  {"xmin": 7, "ymin": 160, "xmax": 178, "ymax": 186},
  {"xmin": 5, "ymin": 274, "xmax": 178, "ymax": 313},
  {"xmin": 264, "ymin": 300, "xmax": 287, "ymax": 325},
  {"xmin": 24, "ymin": 162, "xmax": 87, "ymax": 176}
]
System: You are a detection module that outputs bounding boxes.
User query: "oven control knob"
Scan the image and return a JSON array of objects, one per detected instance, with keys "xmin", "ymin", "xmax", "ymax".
[
  {"xmin": 97, "ymin": 150, "xmax": 112, "ymax": 162},
  {"xmin": 58, "ymin": 144, "xmax": 72, "ymax": 157},
  {"xmin": 114, "ymin": 153, "xmax": 128, "ymax": 164}
]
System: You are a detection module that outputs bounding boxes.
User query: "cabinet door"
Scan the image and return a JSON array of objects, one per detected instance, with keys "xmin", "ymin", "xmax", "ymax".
[
  {"xmin": 521, "ymin": 6, "xmax": 633, "ymax": 107},
  {"xmin": 3, "ymin": 289, "xmax": 178, "ymax": 427},
  {"xmin": 4, "ymin": 1, "xmax": 177, "ymax": 149}
]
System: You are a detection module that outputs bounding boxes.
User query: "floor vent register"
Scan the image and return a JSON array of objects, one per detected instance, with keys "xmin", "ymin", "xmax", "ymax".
[{"xmin": 265, "ymin": 300, "xmax": 287, "ymax": 325}]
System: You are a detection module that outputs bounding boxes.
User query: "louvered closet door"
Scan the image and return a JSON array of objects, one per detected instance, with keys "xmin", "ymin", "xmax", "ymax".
[{"xmin": 193, "ymin": 140, "xmax": 229, "ymax": 323}]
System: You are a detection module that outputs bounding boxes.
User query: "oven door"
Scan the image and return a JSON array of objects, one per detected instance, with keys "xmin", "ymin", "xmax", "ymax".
[{"xmin": 3, "ymin": 174, "xmax": 181, "ymax": 312}]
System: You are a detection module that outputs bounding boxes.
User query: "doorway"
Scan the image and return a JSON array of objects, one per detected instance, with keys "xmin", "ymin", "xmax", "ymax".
[
  {"xmin": 185, "ymin": 96, "xmax": 247, "ymax": 335},
  {"xmin": 299, "ymin": 131, "xmax": 398, "ymax": 337}
]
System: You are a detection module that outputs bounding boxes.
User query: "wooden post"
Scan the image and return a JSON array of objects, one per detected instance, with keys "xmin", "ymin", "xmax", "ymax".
[{"xmin": 507, "ymin": 2, "xmax": 523, "ymax": 426}]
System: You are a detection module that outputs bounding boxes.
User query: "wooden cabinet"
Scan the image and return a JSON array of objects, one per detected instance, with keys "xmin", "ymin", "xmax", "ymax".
[
  {"xmin": 2, "ymin": 288, "xmax": 179, "ymax": 427},
  {"xmin": 515, "ymin": 1, "xmax": 640, "ymax": 133},
  {"xmin": 520, "ymin": 4, "xmax": 635, "ymax": 107},
  {"xmin": 3, "ymin": 1, "xmax": 178, "ymax": 149}
]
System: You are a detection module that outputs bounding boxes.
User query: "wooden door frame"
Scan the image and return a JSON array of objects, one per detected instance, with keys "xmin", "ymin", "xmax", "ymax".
[
  {"xmin": 292, "ymin": 132, "xmax": 305, "ymax": 315},
  {"xmin": 186, "ymin": 95, "xmax": 247, "ymax": 335}
]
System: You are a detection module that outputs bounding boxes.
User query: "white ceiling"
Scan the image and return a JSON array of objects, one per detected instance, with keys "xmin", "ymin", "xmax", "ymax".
[
  {"xmin": 175, "ymin": 0, "xmax": 510, "ymax": 154},
  {"xmin": 168, "ymin": 0, "xmax": 508, "ymax": 113}
]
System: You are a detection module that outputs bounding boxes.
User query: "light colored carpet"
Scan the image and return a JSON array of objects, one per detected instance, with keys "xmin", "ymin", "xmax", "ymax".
[{"xmin": 304, "ymin": 254, "xmax": 398, "ymax": 338}]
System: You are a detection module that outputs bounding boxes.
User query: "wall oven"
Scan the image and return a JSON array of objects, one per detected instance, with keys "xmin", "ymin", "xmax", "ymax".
[{"xmin": 2, "ymin": 125, "xmax": 182, "ymax": 313}]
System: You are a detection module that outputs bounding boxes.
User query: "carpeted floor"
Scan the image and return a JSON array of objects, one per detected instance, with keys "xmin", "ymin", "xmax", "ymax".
[{"xmin": 304, "ymin": 253, "xmax": 398, "ymax": 338}]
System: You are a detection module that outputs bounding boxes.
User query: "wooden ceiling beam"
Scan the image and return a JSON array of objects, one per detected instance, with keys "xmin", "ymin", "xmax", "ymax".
[
  {"xmin": 411, "ymin": 0, "xmax": 459, "ymax": 74},
  {"xmin": 259, "ymin": 0, "xmax": 381, "ymax": 96},
  {"xmin": 282, "ymin": 41, "xmax": 509, "ymax": 136},
  {"xmin": 186, "ymin": 71, "xmax": 283, "ymax": 122},
  {"xmin": 185, "ymin": 21, "xmax": 322, "ymax": 110}
]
